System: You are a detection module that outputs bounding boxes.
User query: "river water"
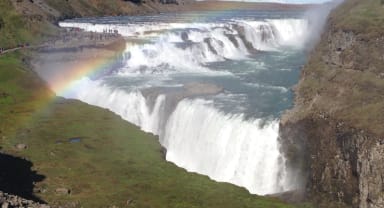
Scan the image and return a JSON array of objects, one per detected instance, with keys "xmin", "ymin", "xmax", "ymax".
[{"xmin": 58, "ymin": 10, "xmax": 309, "ymax": 195}]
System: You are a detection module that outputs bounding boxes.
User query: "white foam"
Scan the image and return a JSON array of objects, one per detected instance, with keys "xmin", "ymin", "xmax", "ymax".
[
  {"xmin": 266, "ymin": 19, "xmax": 308, "ymax": 47},
  {"xmin": 245, "ymin": 82, "xmax": 289, "ymax": 93}
]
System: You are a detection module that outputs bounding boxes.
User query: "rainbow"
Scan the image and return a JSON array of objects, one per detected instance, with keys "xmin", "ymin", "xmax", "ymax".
[
  {"xmin": 5, "ymin": 37, "xmax": 127, "ymax": 134},
  {"xmin": 47, "ymin": 41, "xmax": 127, "ymax": 98}
]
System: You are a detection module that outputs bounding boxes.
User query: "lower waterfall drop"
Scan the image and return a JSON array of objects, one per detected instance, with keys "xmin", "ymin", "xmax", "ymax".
[{"xmin": 161, "ymin": 99, "xmax": 288, "ymax": 195}]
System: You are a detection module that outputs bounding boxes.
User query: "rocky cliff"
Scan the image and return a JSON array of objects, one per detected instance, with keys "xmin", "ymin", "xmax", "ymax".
[{"xmin": 280, "ymin": 0, "xmax": 384, "ymax": 207}]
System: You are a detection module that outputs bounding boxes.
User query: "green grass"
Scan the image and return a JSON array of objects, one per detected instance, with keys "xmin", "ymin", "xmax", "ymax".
[
  {"xmin": 45, "ymin": 0, "xmax": 133, "ymax": 18},
  {"xmin": 0, "ymin": 52, "xmax": 52, "ymax": 141},
  {"xmin": 0, "ymin": 1, "xmax": 33, "ymax": 48},
  {"xmin": 331, "ymin": 0, "xmax": 384, "ymax": 36}
]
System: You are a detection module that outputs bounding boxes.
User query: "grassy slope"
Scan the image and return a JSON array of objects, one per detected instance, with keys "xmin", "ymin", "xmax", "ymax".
[
  {"xmin": 0, "ymin": 0, "xmax": 58, "ymax": 49},
  {"xmin": 44, "ymin": 0, "xmax": 188, "ymax": 18},
  {"xmin": 289, "ymin": 0, "xmax": 384, "ymax": 136},
  {"xmin": 330, "ymin": 0, "xmax": 384, "ymax": 35},
  {"xmin": 0, "ymin": 1, "xmax": 33, "ymax": 48},
  {"xmin": 0, "ymin": 1, "xmax": 298, "ymax": 207}
]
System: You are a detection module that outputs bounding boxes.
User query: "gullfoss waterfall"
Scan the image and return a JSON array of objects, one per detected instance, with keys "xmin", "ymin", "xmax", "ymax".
[{"xmin": 52, "ymin": 11, "xmax": 310, "ymax": 195}]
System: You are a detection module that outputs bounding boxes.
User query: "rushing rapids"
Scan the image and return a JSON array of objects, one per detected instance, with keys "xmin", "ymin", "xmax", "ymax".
[{"xmin": 51, "ymin": 10, "xmax": 310, "ymax": 195}]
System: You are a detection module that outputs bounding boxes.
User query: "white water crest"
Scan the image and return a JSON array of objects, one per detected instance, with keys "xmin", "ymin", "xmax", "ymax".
[
  {"xmin": 66, "ymin": 78, "xmax": 165, "ymax": 134},
  {"xmin": 60, "ymin": 19, "xmax": 308, "ymax": 74}
]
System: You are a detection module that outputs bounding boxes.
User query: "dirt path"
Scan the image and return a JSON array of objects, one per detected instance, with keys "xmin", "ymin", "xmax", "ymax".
[
  {"xmin": 0, "ymin": 30, "xmax": 122, "ymax": 57},
  {"xmin": 0, "ymin": 46, "xmax": 28, "ymax": 56}
]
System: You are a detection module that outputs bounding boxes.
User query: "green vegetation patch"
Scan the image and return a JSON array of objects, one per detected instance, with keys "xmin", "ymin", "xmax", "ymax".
[
  {"xmin": 0, "ymin": 0, "xmax": 58, "ymax": 48},
  {"xmin": 0, "ymin": 0, "xmax": 33, "ymax": 48},
  {"xmin": 331, "ymin": 0, "xmax": 384, "ymax": 36}
]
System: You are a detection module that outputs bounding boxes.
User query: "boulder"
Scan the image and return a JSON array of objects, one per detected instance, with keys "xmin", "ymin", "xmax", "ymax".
[
  {"xmin": 55, "ymin": 188, "xmax": 71, "ymax": 195},
  {"xmin": 15, "ymin": 143, "xmax": 27, "ymax": 150}
]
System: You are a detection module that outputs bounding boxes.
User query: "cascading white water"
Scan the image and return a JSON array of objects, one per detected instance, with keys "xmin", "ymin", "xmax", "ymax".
[
  {"xmin": 237, "ymin": 19, "xmax": 308, "ymax": 50},
  {"xmin": 67, "ymin": 78, "xmax": 166, "ymax": 134},
  {"xmin": 60, "ymin": 19, "xmax": 308, "ymax": 74},
  {"xmin": 162, "ymin": 99, "xmax": 289, "ymax": 194},
  {"xmin": 54, "ymin": 14, "xmax": 310, "ymax": 195}
]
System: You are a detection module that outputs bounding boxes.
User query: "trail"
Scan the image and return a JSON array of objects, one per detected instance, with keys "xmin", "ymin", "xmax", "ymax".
[
  {"xmin": 0, "ymin": 46, "xmax": 30, "ymax": 56},
  {"xmin": 0, "ymin": 31, "xmax": 121, "ymax": 57}
]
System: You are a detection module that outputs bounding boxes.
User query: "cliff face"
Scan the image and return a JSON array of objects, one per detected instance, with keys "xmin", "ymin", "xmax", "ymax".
[
  {"xmin": 280, "ymin": 0, "xmax": 384, "ymax": 207},
  {"xmin": 280, "ymin": 116, "xmax": 384, "ymax": 208}
]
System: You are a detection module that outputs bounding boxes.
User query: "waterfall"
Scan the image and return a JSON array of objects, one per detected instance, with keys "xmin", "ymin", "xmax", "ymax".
[
  {"xmin": 60, "ymin": 19, "xmax": 308, "ymax": 74},
  {"xmin": 62, "ymin": 78, "xmax": 294, "ymax": 194},
  {"xmin": 52, "ymin": 14, "xmax": 309, "ymax": 195}
]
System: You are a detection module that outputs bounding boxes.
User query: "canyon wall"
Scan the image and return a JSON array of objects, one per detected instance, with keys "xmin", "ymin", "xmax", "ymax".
[{"xmin": 280, "ymin": 0, "xmax": 384, "ymax": 207}]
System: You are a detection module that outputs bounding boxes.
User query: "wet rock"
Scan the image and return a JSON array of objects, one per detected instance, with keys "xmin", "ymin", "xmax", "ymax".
[
  {"xmin": 181, "ymin": 31, "xmax": 189, "ymax": 42},
  {"xmin": 160, "ymin": 147, "xmax": 167, "ymax": 159}
]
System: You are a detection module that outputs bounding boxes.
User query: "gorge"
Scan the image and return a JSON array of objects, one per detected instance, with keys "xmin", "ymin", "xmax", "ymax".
[{"xmin": 0, "ymin": 0, "xmax": 383, "ymax": 207}]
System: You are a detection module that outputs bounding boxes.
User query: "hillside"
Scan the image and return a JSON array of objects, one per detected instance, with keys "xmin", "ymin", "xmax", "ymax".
[{"xmin": 280, "ymin": 0, "xmax": 384, "ymax": 207}]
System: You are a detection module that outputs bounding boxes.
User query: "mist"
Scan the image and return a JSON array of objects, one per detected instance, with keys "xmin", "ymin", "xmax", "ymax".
[{"xmin": 303, "ymin": 0, "xmax": 344, "ymax": 49}]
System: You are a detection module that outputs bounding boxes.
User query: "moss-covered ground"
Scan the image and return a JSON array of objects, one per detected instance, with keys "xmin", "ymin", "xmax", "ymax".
[{"xmin": 330, "ymin": 0, "xmax": 384, "ymax": 35}]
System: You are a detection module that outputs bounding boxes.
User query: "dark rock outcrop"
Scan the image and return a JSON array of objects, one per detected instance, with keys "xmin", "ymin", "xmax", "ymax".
[
  {"xmin": 280, "ymin": 116, "xmax": 384, "ymax": 208},
  {"xmin": 0, "ymin": 153, "xmax": 45, "ymax": 203}
]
